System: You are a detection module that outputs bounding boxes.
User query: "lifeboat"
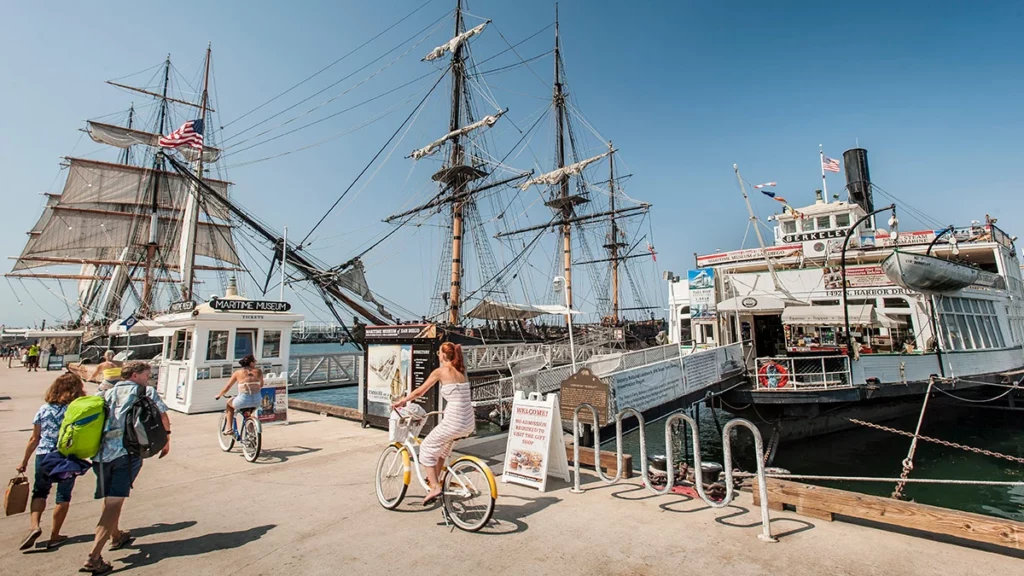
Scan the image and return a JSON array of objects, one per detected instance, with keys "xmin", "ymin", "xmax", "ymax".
[{"xmin": 881, "ymin": 251, "xmax": 980, "ymax": 293}]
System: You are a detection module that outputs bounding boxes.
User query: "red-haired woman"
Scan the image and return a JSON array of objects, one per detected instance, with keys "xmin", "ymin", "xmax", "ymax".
[
  {"xmin": 15, "ymin": 373, "xmax": 85, "ymax": 550},
  {"xmin": 392, "ymin": 342, "xmax": 475, "ymax": 505}
]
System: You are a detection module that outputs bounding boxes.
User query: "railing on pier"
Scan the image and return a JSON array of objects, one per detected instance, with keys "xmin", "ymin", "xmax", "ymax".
[
  {"xmin": 462, "ymin": 342, "xmax": 602, "ymax": 373},
  {"xmin": 291, "ymin": 321, "xmax": 348, "ymax": 343},
  {"xmin": 754, "ymin": 355, "xmax": 852, "ymax": 390},
  {"xmin": 288, "ymin": 352, "xmax": 362, "ymax": 390}
]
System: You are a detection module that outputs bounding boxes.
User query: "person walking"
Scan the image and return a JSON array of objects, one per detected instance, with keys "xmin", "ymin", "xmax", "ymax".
[
  {"xmin": 83, "ymin": 361, "xmax": 170, "ymax": 574},
  {"xmin": 15, "ymin": 373, "xmax": 86, "ymax": 551},
  {"xmin": 27, "ymin": 342, "xmax": 40, "ymax": 372}
]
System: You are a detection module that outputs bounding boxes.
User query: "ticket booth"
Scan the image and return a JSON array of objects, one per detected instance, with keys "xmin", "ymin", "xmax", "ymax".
[
  {"xmin": 151, "ymin": 292, "xmax": 303, "ymax": 415},
  {"xmin": 361, "ymin": 324, "xmax": 442, "ymax": 431}
]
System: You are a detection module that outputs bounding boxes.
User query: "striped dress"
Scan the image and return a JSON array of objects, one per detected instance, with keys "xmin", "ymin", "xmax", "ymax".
[{"xmin": 419, "ymin": 382, "xmax": 475, "ymax": 466}]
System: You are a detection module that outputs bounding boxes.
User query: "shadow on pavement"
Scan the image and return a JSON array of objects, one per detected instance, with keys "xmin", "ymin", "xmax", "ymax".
[
  {"xmin": 254, "ymin": 446, "xmax": 322, "ymax": 464},
  {"xmin": 113, "ymin": 524, "xmax": 276, "ymax": 571},
  {"xmin": 472, "ymin": 494, "xmax": 562, "ymax": 536},
  {"xmin": 25, "ymin": 520, "xmax": 198, "ymax": 553}
]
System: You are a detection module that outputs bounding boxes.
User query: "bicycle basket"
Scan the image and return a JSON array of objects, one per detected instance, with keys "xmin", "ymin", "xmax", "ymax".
[{"xmin": 389, "ymin": 404, "xmax": 427, "ymax": 442}]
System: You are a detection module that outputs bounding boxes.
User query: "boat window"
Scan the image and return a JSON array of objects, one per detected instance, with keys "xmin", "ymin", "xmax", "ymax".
[
  {"xmin": 951, "ymin": 299, "xmax": 964, "ymax": 313},
  {"xmin": 262, "ymin": 330, "xmax": 282, "ymax": 359},
  {"xmin": 883, "ymin": 297, "xmax": 910, "ymax": 309},
  {"xmin": 782, "ymin": 221, "xmax": 797, "ymax": 234},
  {"xmin": 812, "ymin": 299, "xmax": 840, "ymax": 306},
  {"xmin": 207, "ymin": 330, "xmax": 229, "ymax": 361},
  {"xmin": 940, "ymin": 297, "xmax": 952, "ymax": 312},
  {"xmin": 816, "ymin": 216, "xmax": 831, "ymax": 230},
  {"xmin": 171, "ymin": 330, "xmax": 192, "ymax": 361},
  {"xmin": 235, "ymin": 329, "xmax": 257, "ymax": 359},
  {"xmin": 680, "ymin": 306, "xmax": 690, "ymax": 316},
  {"xmin": 800, "ymin": 218, "xmax": 815, "ymax": 232},
  {"xmin": 835, "ymin": 213, "xmax": 851, "ymax": 228},
  {"xmin": 965, "ymin": 316, "xmax": 984, "ymax": 349},
  {"xmin": 955, "ymin": 315, "xmax": 972, "ymax": 349},
  {"xmin": 938, "ymin": 296, "xmax": 1006, "ymax": 350}
]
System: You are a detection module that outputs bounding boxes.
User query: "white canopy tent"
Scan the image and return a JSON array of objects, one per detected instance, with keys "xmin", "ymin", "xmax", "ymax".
[{"xmin": 465, "ymin": 299, "xmax": 581, "ymax": 321}]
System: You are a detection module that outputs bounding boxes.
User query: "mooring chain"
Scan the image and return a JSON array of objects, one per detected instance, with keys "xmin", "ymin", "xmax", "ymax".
[{"xmin": 847, "ymin": 418, "xmax": 1024, "ymax": 465}]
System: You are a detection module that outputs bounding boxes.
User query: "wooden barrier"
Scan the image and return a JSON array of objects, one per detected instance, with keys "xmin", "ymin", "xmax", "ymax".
[
  {"xmin": 753, "ymin": 477, "xmax": 1024, "ymax": 551},
  {"xmin": 289, "ymin": 399, "xmax": 361, "ymax": 421},
  {"xmin": 566, "ymin": 444, "xmax": 633, "ymax": 479}
]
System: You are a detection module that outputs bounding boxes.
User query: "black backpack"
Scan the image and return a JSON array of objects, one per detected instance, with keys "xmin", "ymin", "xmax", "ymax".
[{"xmin": 123, "ymin": 385, "xmax": 168, "ymax": 458}]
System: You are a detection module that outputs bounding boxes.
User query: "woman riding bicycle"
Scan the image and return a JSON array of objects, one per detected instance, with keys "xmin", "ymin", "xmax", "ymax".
[
  {"xmin": 215, "ymin": 354, "xmax": 263, "ymax": 434},
  {"xmin": 392, "ymin": 342, "xmax": 474, "ymax": 505}
]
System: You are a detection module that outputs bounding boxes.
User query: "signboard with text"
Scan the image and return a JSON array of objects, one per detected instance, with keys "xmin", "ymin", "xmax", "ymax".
[
  {"xmin": 607, "ymin": 360, "xmax": 684, "ymax": 414},
  {"xmin": 258, "ymin": 379, "xmax": 288, "ymax": 426},
  {"xmin": 210, "ymin": 299, "xmax": 291, "ymax": 312},
  {"xmin": 502, "ymin": 392, "xmax": 569, "ymax": 492},
  {"xmin": 687, "ymin": 269, "xmax": 717, "ymax": 320}
]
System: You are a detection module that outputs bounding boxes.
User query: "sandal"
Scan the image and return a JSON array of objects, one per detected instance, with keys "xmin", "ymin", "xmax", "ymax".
[
  {"xmin": 109, "ymin": 529, "xmax": 134, "ymax": 551},
  {"xmin": 46, "ymin": 535, "xmax": 69, "ymax": 550},
  {"xmin": 422, "ymin": 490, "xmax": 442, "ymax": 506},
  {"xmin": 19, "ymin": 528, "xmax": 42, "ymax": 551},
  {"xmin": 80, "ymin": 557, "xmax": 113, "ymax": 574}
]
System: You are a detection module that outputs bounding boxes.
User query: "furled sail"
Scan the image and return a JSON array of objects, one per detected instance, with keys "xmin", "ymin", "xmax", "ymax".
[
  {"xmin": 88, "ymin": 121, "xmax": 221, "ymax": 163},
  {"xmin": 335, "ymin": 259, "xmax": 394, "ymax": 320},
  {"xmin": 410, "ymin": 111, "xmax": 505, "ymax": 160},
  {"xmin": 423, "ymin": 21, "xmax": 489, "ymax": 61},
  {"xmin": 517, "ymin": 150, "xmax": 612, "ymax": 190}
]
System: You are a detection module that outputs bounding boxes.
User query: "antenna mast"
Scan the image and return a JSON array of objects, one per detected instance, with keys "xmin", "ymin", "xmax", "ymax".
[{"xmin": 733, "ymin": 164, "xmax": 783, "ymax": 292}]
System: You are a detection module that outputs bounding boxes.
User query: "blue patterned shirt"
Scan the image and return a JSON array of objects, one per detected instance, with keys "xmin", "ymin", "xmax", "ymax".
[
  {"xmin": 94, "ymin": 381, "xmax": 168, "ymax": 463},
  {"xmin": 33, "ymin": 403, "xmax": 68, "ymax": 455}
]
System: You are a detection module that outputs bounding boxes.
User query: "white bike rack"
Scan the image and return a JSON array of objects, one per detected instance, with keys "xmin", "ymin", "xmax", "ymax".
[{"xmin": 570, "ymin": 403, "xmax": 776, "ymax": 543}]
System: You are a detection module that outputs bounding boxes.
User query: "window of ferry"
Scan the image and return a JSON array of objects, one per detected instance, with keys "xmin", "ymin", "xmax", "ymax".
[
  {"xmin": 816, "ymin": 216, "xmax": 831, "ymax": 230},
  {"xmin": 835, "ymin": 213, "xmax": 851, "ymax": 228},
  {"xmin": 883, "ymin": 298, "xmax": 910, "ymax": 309},
  {"xmin": 262, "ymin": 330, "xmax": 282, "ymax": 359},
  {"xmin": 800, "ymin": 218, "xmax": 815, "ymax": 232},
  {"xmin": 207, "ymin": 330, "xmax": 229, "ymax": 361},
  {"xmin": 782, "ymin": 220, "xmax": 797, "ymax": 235},
  {"xmin": 939, "ymin": 296, "xmax": 1006, "ymax": 350},
  {"xmin": 171, "ymin": 330, "xmax": 192, "ymax": 361},
  {"xmin": 235, "ymin": 329, "xmax": 257, "ymax": 359}
]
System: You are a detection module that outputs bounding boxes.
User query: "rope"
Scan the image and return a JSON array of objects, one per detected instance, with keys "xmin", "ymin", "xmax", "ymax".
[
  {"xmin": 891, "ymin": 378, "xmax": 935, "ymax": 499},
  {"xmin": 846, "ymin": 417, "xmax": 1024, "ymax": 465},
  {"xmin": 734, "ymin": 473, "xmax": 1024, "ymax": 487}
]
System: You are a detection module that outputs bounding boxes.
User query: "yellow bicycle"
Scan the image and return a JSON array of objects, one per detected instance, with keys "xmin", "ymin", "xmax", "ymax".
[{"xmin": 375, "ymin": 408, "xmax": 497, "ymax": 532}]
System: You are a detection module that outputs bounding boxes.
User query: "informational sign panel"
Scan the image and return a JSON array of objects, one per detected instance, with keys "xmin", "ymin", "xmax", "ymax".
[
  {"xmin": 607, "ymin": 360, "xmax": 685, "ymax": 413},
  {"xmin": 682, "ymin": 349, "xmax": 719, "ymax": 394},
  {"xmin": 361, "ymin": 324, "xmax": 440, "ymax": 430},
  {"xmin": 258, "ymin": 379, "xmax": 288, "ymax": 425},
  {"xmin": 502, "ymin": 392, "xmax": 569, "ymax": 492},
  {"xmin": 559, "ymin": 368, "xmax": 610, "ymax": 426},
  {"xmin": 365, "ymin": 344, "xmax": 411, "ymax": 418},
  {"xmin": 46, "ymin": 355, "xmax": 64, "ymax": 371},
  {"xmin": 687, "ymin": 269, "xmax": 717, "ymax": 320}
]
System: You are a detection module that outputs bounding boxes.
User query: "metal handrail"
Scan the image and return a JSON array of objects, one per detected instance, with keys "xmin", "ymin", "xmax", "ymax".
[{"xmin": 570, "ymin": 405, "xmax": 776, "ymax": 543}]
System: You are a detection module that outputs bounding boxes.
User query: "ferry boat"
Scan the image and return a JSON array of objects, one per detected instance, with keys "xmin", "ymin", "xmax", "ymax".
[{"xmin": 666, "ymin": 148, "xmax": 1024, "ymax": 440}]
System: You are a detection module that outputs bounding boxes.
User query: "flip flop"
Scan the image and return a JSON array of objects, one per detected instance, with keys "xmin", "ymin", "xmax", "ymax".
[
  {"xmin": 109, "ymin": 530, "xmax": 134, "ymax": 551},
  {"xmin": 46, "ymin": 535, "xmax": 69, "ymax": 550},
  {"xmin": 422, "ymin": 491, "xmax": 441, "ymax": 506},
  {"xmin": 80, "ymin": 557, "xmax": 113, "ymax": 575},
  {"xmin": 19, "ymin": 528, "xmax": 42, "ymax": 551}
]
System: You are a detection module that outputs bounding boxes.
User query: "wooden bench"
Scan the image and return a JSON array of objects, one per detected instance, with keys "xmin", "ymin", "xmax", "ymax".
[{"xmin": 566, "ymin": 444, "xmax": 633, "ymax": 479}]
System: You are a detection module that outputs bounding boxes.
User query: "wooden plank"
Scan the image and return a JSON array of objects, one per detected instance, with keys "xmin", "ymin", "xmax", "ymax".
[
  {"xmin": 797, "ymin": 506, "xmax": 834, "ymax": 522},
  {"xmin": 754, "ymin": 478, "xmax": 1024, "ymax": 550},
  {"xmin": 566, "ymin": 444, "xmax": 633, "ymax": 479}
]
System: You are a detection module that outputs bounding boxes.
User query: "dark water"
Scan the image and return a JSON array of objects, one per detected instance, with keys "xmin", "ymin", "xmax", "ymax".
[
  {"xmin": 609, "ymin": 404, "xmax": 1024, "ymax": 522},
  {"xmin": 290, "ymin": 386, "xmax": 359, "ymax": 407}
]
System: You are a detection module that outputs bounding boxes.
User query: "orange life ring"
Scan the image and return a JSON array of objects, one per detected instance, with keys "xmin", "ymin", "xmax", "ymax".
[{"xmin": 758, "ymin": 361, "xmax": 789, "ymax": 389}]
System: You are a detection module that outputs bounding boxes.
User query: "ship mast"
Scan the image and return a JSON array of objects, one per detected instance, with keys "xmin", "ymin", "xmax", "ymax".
[
  {"xmin": 446, "ymin": 1, "xmax": 467, "ymax": 325},
  {"xmin": 550, "ymin": 6, "xmax": 577, "ymax": 310},
  {"xmin": 139, "ymin": 55, "xmax": 171, "ymax": 314},
  {"xmin": 178, "ymin": 45, "xmax": 212, "ymax": 302},
  {"xmin": 604, "ymin": 142, "xmax": 625, "ymax": 324}
]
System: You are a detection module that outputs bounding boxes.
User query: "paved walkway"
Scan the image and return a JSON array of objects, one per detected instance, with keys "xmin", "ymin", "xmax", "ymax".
[{"xmin": 0, "ymin": 369, "xmax": 1017, "ymax": 575}]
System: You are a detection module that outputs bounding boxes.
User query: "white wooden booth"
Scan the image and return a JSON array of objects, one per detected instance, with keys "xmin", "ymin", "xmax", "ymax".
[{"xmin": 151, "ymin": 296, "xmax": 303, "ymax": 415}]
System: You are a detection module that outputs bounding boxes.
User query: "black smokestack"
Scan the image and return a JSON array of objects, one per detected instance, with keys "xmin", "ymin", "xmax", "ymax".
[{"xmin": 843, "ymin": 148, "xmax": 873, "ymax": 213}]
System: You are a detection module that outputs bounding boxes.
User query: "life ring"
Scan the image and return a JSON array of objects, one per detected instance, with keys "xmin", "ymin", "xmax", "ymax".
[{"xmin": 758, "ymin": 361, "xmax": 789, "ymax": 389}]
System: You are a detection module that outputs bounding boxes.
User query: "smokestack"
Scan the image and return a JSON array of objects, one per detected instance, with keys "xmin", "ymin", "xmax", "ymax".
[
  {"xmin": 814, "ymin": 189, "xmax": 824, "ymax": 204},
  {"xmin": 843, "ymin": 148, "xmax": 873, "ymax": 213}
]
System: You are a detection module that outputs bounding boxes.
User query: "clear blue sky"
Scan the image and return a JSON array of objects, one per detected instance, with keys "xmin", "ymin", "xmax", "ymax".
[{"xmin": 2, "ymin": 0, "xmax": 1022, "ymax": 327}]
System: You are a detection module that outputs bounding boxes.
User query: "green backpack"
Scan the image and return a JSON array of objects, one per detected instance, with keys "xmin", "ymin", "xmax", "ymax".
[{"xmin": 58, "ymin": 395, "xmax": 106, "ymax": 459}]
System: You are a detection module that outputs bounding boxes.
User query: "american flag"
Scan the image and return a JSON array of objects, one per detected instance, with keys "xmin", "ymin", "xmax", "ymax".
[
  {"xmin": 822, "ymin": 155, "xmax": 840, "ymax": 173},
  {"xmin": 159, "ymin": 119, "xmax": 204, "ymax": 150}
]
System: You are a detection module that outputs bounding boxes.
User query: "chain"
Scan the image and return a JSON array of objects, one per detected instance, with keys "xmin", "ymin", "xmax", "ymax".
[
  {"xmin": 763, "ymin": 425, "xmax": 780, "ymax": 466},
  {"xmin": 847, "ymin": 418, "xmax": 1024, "ymax": 465}
]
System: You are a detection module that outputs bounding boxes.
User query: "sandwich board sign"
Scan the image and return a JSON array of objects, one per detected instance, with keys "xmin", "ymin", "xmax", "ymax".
[{"xmin": 502, "ymin": 391, "xmax": 570, "ymax": 492}]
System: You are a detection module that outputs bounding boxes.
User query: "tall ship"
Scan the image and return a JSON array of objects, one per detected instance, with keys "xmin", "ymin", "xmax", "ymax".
[{"xmin": 667, "ymin": 148, "xmax": 1024, "ymax": 440}]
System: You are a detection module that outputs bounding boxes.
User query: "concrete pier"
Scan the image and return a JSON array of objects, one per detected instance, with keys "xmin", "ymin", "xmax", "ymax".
[{"xmin": 0, "ymin": 369, "xmax": 1017, "ymax": 575}]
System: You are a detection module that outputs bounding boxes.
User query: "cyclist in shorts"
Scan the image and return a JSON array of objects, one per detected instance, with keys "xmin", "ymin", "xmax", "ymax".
[
  {"xmin": 215, "ymin": 354, "xmax": 263, "ymax": 434},
  {"xmin": 90, "ymin": 351, "xmax": 122, "ymax": 392}
]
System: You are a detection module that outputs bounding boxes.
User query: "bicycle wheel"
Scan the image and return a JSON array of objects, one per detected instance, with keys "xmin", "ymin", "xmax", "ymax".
[
  {"xmin": 442, "ymin": 458, "xmax": 496, "ymax": 532},
  {"xmin": 241, "ymin": 417, "xmax": 262, "ymax": 462},
  {"xmin": 375, "ymin": 444, "xmax": 409, "ymax": 510},
  {"xmin": 217, "ymin": 413, "xmax": 234, "ymax": 452}
]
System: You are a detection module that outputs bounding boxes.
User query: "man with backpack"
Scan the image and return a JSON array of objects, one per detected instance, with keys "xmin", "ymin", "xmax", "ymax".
[{"xmin": 83, "ymin": 361, "xmax": 170, "ymax": 575}]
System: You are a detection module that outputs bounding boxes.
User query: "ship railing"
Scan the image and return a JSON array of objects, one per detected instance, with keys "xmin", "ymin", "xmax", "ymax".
[
  {"xmin": 569, "ymin": 401, "xmax": 776, "ymax": 543},
  {"xmin": 754, "ymin": 355, "xmax": 852, "ymax": 390},
  {"xmin": 288, "ymin": 352, "xmax": 362, "ymax": 389}
]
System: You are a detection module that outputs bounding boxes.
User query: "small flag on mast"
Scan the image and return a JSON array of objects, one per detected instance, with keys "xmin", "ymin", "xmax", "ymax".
[
  {"xmin": 159, "ymin": 119, "xmax": 204, "ymax": 151},
  {"xmin": 752, "ymin": 182, "xmax": 777, "ymax": 189},
  {"xmin": 647, "ymin": 242, "xmax": 657, "ymax": 262},
  {"xmin": 822, "ymin": 155, "xmax": 840, "ymax": 173}
]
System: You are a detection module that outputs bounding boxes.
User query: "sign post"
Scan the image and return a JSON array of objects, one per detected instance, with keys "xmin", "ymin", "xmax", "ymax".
[
  {"xmin": 502, "ymin": 391, "xmax": 570, "ymax": 492},
  {"xmin": 258, "ymin": 375, "xmax": 289, "ymax": 426}
]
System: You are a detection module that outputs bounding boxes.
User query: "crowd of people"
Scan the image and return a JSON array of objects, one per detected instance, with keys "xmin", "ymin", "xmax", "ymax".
[
  {"xmin": 1, "ymin": 341, "xmax": 56, "ymax": 371},
  {"xmin": 13, "ymin": 357, "xmax": 171, "ymax": 574}
]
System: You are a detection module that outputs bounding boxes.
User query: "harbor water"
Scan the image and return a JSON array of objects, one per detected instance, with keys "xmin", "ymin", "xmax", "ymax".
[{"xmin": 608, "ymin": 402, "xmax": 1024, "ymax": 522}]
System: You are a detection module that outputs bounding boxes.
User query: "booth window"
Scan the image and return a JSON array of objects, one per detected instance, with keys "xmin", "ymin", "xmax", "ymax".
[
  {"xmin": 835, "ymin": 213, "xmax": 851, "ymax": 228},
  {"xmin": 171, "ymin": 330, "xmax": 192, "ymax": 361},
  {"xmin": 262, "ymin": 330, "xmax": 282, "ymax": 358},
  {"xmin": 235, "ymin": 329, "xmax": 257, "ymax": 359},
  {"xmin": 207, "ymin": 330, "xmax": 229, "ymax": 361}
]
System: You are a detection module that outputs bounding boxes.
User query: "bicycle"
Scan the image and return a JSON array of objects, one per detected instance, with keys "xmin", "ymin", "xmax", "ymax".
[
  {"xmin": 375, "ymin": 408, "xmax": 497, "ymax": 532},
  {"xmin": 217, "ymin": 396, "xmax": 263, "ymax": 462}
]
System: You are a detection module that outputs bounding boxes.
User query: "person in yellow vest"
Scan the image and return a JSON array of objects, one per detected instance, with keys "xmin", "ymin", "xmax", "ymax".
[{"xmin": 27, "ymin": 343, "xmax": 40, "ymax": 372}]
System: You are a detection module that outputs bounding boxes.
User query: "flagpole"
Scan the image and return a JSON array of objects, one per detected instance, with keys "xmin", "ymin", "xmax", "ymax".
[{"xmin": 819, "ymin": 144, "xmax": 829, "ymax": 202}]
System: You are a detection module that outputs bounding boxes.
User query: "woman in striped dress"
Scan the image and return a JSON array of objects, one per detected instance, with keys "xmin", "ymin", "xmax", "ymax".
[{"xmin": 392, "ymin": 342, "xmax": 475, "ymax": 505}]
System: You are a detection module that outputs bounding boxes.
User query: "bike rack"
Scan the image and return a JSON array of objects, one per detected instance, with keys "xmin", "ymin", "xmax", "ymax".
[{"xmin": 570, "ymin": 403, "xmax": 776, "ymax": 543}]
